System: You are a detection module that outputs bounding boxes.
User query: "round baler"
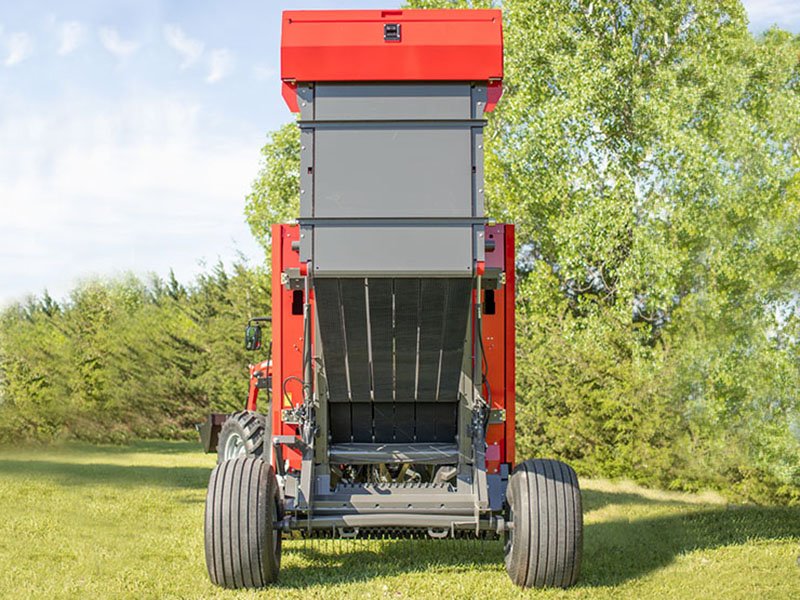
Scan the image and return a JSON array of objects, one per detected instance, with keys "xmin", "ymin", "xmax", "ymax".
[{"xmin": 198, "ymin": 8, "xmax": 583, "ymax": 589}]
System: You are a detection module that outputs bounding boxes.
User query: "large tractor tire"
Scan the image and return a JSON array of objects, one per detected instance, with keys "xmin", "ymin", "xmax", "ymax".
[
  {"xmin": 204, "ymin": 456, "xmax": 283, "ymax": 588},
  {"xmin": 217, "ymin": 411, "xmax": 267, "ymax": 463},
  {"xmin": 504, "ymin": 458, "xmax": 583, "ymax": 589}
]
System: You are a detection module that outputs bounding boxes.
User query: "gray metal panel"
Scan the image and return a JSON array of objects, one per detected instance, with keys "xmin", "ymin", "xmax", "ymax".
[
  {"xmin": 315, "ymin": 83, "xmax": 472, "ymax": 121},
  {"xmin": 474, "ymin": 224, "xmax": 486, "ymax": 264},
  {"xmin": 299, "ymin": 224, "xmax": 312, "ymax": 263},
  {"xmin": 299, "ymin": 127, "xmax": 314, "ymax": 218},
  {"xmin": 312, "ymin": 223, "xmax": 473, "ymax": 276},
  {"xmin": 313, "ymin": 126, "xmax": 473, "ymax": 218},
  {"xmin": 470, "ymin": 84, "xmax": 489, "ymax": 119},
  {"xmin": 472, "ymin": 127, "xmax": 485, "ymax": 216},
  {"xmin": 297, "ymin": 83, "xmax": 314, "ymax": 120}
]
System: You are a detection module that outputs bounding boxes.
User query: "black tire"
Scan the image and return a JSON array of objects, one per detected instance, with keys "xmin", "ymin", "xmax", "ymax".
[
  {"xmin": 217, "ymin": 411, "xmax": 267, "ymax": 463},
  {"xmin": 504, "ymin": 458, "xmax": 583, "ymax": 588},
  {"xmin": 204, "ymin": 456, "xmax": 282, "ymax": 588}
]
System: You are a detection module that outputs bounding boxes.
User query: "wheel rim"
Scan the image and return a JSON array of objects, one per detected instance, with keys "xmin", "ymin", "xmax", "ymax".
[
  {"xmin": 505, "ymin": 500, "xmax": 514, "ymax": 558},
  {"xmin": 271, "ymin": 497, "xmax": 280, "ymax": 555},
  {"xmin": 223, "ymin": 432, "xmax": 246, "ymax": 461}
]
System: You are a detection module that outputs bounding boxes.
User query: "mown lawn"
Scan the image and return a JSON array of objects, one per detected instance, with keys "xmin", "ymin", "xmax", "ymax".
[{"xmin": 0, "ymin": 441, "xmax": 797, "ymax": 599}]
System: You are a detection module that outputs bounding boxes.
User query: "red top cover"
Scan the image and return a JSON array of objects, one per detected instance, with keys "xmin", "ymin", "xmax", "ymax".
[{"xmin": 281, "ymin": 9, "xmax": 503, "ymax": 85}]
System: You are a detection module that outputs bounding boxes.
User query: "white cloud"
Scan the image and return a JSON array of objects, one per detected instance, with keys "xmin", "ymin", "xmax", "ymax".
[
  {"xmin": 741, "ymin": 0, "xmax": 800, "ymax": 32},
  {"xmin": 253, "ymin": 65, "xmax": 276, "ymax": 81},
  {"xmin": 4, "ymin": 32, "xmax": 33, "ymax": 66},
  {"xmin": 164, "ymin": 24, "xmax": 203, "ymax": 68},
  {"xmin": 57, "ymin": 21, "xmax": 86, "ymax": 56},
  {"xmin": 0, "ymin": 92, "xmax": 263, "ymax": 304},
  {"xmin": 99, "ymin": 27, "xmax": 139, "ymax": 58},
  {"xmin": 206, "ymin": 48, "xmax": 233, "ymax": 83}
]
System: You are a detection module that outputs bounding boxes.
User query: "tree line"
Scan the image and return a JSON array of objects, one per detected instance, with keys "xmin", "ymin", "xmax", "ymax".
[{"xmin": 0, "ymin": 264, "xmax": 269, "ymax": 443}]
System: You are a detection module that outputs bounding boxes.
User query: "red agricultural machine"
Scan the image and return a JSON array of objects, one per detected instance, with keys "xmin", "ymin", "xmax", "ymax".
[{"xmin": 198, "ymin": 9, "xmax": 583, "ymax": 590}]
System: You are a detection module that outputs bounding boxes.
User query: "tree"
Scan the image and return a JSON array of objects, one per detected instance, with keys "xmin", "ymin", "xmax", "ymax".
[
  {"xmin": 244, "ymin": 123, "xmax": 300, "ymax": 259},
  {"xmin": 0, "ymin": 262, "xmax": 271, "ymax": 443}
]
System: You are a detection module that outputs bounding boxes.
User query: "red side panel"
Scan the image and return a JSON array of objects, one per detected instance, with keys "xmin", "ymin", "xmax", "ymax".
[
  {"xmin": 482, "ymin": 224, "xmax": 515, "ymax": 472},
  {"xmin": 271, "ymin": 224, "xmax": 305, "ymax": 471},
  {"xmin": 281, "ymin": 81, "xmax": 299, "ymax": 113},
  {"xmin": 281, "ymin": 9, "xmax": 503, "ymax": 110},
  {"xmin": 504, "ymin": 224, "xmax": 516, "ymax": 466}
]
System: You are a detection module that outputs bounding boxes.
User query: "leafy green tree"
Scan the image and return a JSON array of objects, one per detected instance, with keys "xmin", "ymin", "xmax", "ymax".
[
  {"xmin": 245, "ymin": 124, "xmax": 300, "ymax": 258},
  {"xmin": 402, "ymin": 0, "xmax": 800, "ymax": 501},
  {"xmin": 0, "ymin": 262, "xmax": 270, "ymax": 443}
]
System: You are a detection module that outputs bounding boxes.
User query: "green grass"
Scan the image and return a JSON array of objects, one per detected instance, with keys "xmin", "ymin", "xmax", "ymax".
[{"xmin": 0, "ymin": 441, "xmax": 797, "ymax": 599}]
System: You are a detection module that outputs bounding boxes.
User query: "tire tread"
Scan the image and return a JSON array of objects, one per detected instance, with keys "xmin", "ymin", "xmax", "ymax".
[
  {"xmin": 204, "ymin": 457, "xmax": 281, "ymax": 588},
  {"xmin": 505, "ymin": 458, "xmax": 583, "ymax": 589}
]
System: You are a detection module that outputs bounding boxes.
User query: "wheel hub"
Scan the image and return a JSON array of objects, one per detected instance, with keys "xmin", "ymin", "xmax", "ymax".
[{"xmin": 223, "ymin": 432, "xmax": 246, "ymax": 461}]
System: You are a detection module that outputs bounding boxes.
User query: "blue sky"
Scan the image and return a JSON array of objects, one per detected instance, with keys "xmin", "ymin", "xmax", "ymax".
[{"xmin": 0, "ymin": 1, "xmax": 797, "ymax": 305}]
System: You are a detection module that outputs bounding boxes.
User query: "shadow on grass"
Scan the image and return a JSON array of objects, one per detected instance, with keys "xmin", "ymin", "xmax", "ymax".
[
  {"xmin": 278, "ymin": 538, "xmax": 505, "ymax": 589},
  {"xmin": 0, "ymin": 459, "xmax": 209, "ymax": 489},
  {"xmin": 580, "ymin": 502, "xmax": 800, "ymax": 587},
  {"xmin": 273, "ymin": 490, "xmax": 800, "ymax": 590},
  {"xmin": 582, "ymin": 489, "xmax": 696, "ymax": 512}
]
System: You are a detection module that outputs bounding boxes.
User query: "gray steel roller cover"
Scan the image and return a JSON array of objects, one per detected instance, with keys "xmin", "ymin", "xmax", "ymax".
[{"xmin": 299, "ymin": 82, "xmax": 487, "ymax": 277}]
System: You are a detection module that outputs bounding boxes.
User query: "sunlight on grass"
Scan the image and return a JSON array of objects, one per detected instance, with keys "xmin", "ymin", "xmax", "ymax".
[{"xmin": 0, "ymin": 442, "xmax": 797, "ymax": 599}]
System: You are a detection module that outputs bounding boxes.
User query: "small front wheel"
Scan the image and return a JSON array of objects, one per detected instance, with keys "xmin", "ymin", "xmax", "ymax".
[
  {"xmin": 505, "ymin": 458, "xmax": 583, "ymax": 588},
  {"xmin": 217, "ymin": 411, "xmax": 266, "ymax": 463}
]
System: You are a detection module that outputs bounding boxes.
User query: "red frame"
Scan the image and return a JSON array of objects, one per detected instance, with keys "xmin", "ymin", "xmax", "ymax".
[
  {"xmin": 280, "ymin": 9, "xmax": 503, "ymax": 113},
  {"xmin": 482, "ymin": 224, "xmax": 516, "ymax": 472},
  {"xmin": 254, "ymin": 224, "xmax": 516, "ymax": 472},
  {"xmin": 270, "ymin": 224, "xmax": 306, "ymax": 470}
]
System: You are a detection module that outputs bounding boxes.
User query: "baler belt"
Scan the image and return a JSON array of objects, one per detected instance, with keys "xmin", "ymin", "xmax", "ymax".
[
  {"xmin": 315, "ymin": 279, "xmax": 349, "ymax": 401},
  {"xmin": 341, "ymin": 282, "xmax": 370, "ymax": 401},
  {"xmin": 368, "ymin": 278, "xmax": 394, "ymax": 402},
  {"xmin": 394, "ymin": 278, "xmax": 419, "ymax": 403}
]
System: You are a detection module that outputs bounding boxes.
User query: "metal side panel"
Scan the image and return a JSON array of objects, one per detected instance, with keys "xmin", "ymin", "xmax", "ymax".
[
  {"xmin": 313, "ymin": 126, "xmax": 473, "ymax": 218},
  {"xmin": 299, "ymin": 127, "xmax": 314, "ymax": 217},
  {"xmin": 314, "ymin": 83, "xmax": 472, "ymax": 121},
  {"xmin": 312, "ymin": 223, "xmax": 474, "ymax": 276}
]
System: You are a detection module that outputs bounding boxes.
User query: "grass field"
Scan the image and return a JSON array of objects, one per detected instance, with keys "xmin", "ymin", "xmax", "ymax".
[{"xmin": 0, "ymin": 441, "xmax": 797, "ymax": 599}]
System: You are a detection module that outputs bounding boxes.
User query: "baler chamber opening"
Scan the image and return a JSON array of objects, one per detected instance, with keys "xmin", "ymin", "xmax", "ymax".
[{"xmin": 316, "ymin": 277, "xmax": 472, "ymax": 446}]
